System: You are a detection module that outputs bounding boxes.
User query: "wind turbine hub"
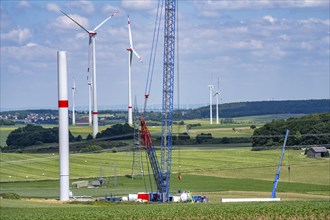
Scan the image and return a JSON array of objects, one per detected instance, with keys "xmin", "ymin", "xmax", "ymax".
[
  {"xmin": 127, "ymin": 47, "xmax": 132, "ymax": 51},
  {"xmin": 89, "ymin": 31, "xmax": 96, "ymax": 36}
]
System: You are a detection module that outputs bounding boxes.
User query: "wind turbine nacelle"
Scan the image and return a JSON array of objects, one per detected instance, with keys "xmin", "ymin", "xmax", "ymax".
[{"xmin": 89, "ymin": 31, "xmax": 96, "ymax": 36}]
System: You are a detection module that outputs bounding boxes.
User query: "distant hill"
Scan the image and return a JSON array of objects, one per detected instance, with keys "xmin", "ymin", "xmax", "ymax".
[
  {"xmin": 1, "ymin": 99, "xmax": 329, "ymax": 121},
  {"xmin": 251, "ymin": 112, "xmax": 330, "ymax": 147},
  {"xmin": 179, "ymin": 99, "xmax": 330, "ymax": 119}
]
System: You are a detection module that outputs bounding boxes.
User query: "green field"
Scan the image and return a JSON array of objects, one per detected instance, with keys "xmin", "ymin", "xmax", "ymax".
[
  {"xmin": 1, "ymin": 147, "xmax": 329, "ymax": 219},
  {"xmin": 1, "ymin": 148, "xmax": 329, "ymax": 194},
  {"xmin": 1, "ymin": 199, "xmax": 329, "ymax": 219},
  {"xmin": 0, "ymin": 121, "xmax": 252, "ymax": 147},
  {"xmin": 1, "ymin": 115, "xmax": 329, "ymax": 219}
]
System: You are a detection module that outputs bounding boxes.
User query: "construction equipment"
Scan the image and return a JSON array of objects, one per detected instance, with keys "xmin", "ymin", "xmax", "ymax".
[
  {"xmin": 159, "ymin": 0, "xmax": 176, "ymax": 202},
  {"xmin": 271, "ymin": 129, "xmax": 290, "ymax": 198},
  {"xmin": 138, "ymin": 0, "xmax": 177, "ymax": 202}
]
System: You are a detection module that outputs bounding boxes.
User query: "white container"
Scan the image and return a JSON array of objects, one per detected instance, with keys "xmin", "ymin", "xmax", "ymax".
[
  {"xmin": 173, "ymin": 196, "xmax": 181, "ymax": 202},
  {"xmin": 128, "ymin": 194, "xmax": 138, "ymax": 201}
]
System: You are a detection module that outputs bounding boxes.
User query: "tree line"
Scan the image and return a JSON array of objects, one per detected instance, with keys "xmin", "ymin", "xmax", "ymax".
[
  {"xmin": 4, "ymin": 123, "xmax": 134, "ymax": 151},
  {"xmin": 179, "ymin": 99, "xmax": 330, "ymax": 119},
  {"xmin": 251, "ymin": 112, "xmax": 330, "ymax": 147}
]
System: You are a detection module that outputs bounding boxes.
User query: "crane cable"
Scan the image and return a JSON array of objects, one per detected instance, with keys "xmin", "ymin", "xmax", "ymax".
[
  {"xmin": 143, "ymin": 0, "xmax": 164, "ymax": 113},
  {"xmin": 176, "ymin": 0, "xmax": 182, "ymax": 181}
]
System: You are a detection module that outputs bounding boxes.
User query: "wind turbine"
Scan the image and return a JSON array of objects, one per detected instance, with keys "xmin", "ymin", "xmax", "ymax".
[
  {"xmin": 60, "ymin": 10, "xmax": 117, "ymax": 138},
  {"xmin": 214, "ymin": 78, "xmax": 221, "ymax": 125},
  {"xmin": 87, "ymin": 81, "xmax": 92, "ymax": 126},
  {"xmin": 71, "ymin": 79, "xmax": 77, "ymax": 126},
  {"xmin": 127, "ymin": 16, "xmax": 142, "ymax": 125},
  {"xmin": 208, "ymin": 85, "xmax": 214, "ymax": 124}
]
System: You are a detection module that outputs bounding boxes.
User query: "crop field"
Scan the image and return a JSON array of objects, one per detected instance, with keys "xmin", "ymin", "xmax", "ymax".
[
  {"xmin": 1, "ymin": 147, "xmax": 329, "ymax": 219},
  {"xmin": 1, "ymin": 199, "xmax": 329, "ymax": 220},
  {"xmin": 1, "ymin": 115, "xmax": 329, "ymax": 219},
  {"xmin": 233, "ymin": 114, "xmax": 306, "ymax": 124},
  {"xmin": 1, "ymin": 148, "xmax": 329, "ymax": 194}
]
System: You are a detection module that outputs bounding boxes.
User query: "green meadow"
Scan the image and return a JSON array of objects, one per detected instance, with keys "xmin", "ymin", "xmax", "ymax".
[
  {"xmin": 1, "ymin": 115, "xmax": 329, "ymax": 219},
  {"xmin": 1, "ymin": 148, "xmax": 329, "ymax": 198},
  {"xmin": 1, "ymin": 199, "xmax": 328, "ymax": 220}
]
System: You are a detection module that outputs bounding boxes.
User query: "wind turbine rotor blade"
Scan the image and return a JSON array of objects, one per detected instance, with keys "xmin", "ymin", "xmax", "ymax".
[
  {"xmin": 128, "ymin": 16, "xmax": 133, "ymax": 48},
  {"xmin": 129, "ymin": 50, "xmax": 133, "ymax": 66},
  {"xmin": 93, "ymin": 10, "xmax": 118, "ymax": 32},
  {"xmin": 132, "ymin": 48, "xmax": 142, "ymax": 62},
  {"xmin": 87, "ymin": 36, "xmax": 92, "ymax": 80},
  {"xmin": 60, "ymin": 10, "xmax": 89, "ymax": 34}
]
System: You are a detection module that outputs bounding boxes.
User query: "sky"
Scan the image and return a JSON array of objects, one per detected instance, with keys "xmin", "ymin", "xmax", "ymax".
[{"xmin": 1, "ymin": 0, "xmax": 329, "ymax": 111}]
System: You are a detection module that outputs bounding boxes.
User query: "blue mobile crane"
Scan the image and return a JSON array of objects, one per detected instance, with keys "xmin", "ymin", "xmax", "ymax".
[
  {"xmin": 271, "ymin": 129, "xmax": 290, "ymax": 198},
  {"xmin": 139, "ymin": 0, "xmax": 176, "ymax": 203}
]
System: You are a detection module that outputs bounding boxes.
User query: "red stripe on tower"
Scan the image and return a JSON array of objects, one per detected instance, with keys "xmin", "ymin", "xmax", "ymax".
[
  {"xmin": 92, "ymin": 112, "xmax": 98, "ymax": 115},
  {"xmin": 128, "ymin": 106, "xmax": 132, "ymax": 109},
  {"xmin": 58, "ymin": 100, "xmax": 69, "ymax": 108}
]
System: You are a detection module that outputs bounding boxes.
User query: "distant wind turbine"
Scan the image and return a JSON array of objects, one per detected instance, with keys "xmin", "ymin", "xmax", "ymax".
[
  {"xmin": 72, "ymin": 79, "xmax": 76, "ymax": 126},
  {"xmin": 127, "ymin": 16, "xmax": 142, "ymax": 125},
  {"xmin": 60, "ymin": 10, "xmax": 118, "ymax": 138},
  {"xmin": 208, "ymin": 85, "xmax": 214, "ymax": 124},
  {"xmin": 214, "ymin": 78, "xmax": 221, "ymax": 125}
]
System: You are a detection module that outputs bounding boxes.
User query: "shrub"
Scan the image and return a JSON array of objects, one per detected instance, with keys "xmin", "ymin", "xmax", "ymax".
[
  {"xmin": 0, "ymin": 192, "xmax": 20, "ymax": 199},
  {"xmin": 79, "ymin": 145, "xmax": 103, "ymax": 153}
]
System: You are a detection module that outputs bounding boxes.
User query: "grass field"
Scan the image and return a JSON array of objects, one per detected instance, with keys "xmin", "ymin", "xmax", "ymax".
[
  {"xmin": 0, "ymin": 122, "xmax": 252, "ymax": 146},
  {"xmin": 1, "ymin": 148, "xmax": 329, "ymax": 219},
  {"xmin": 1, "ymin": 199, "xmax": 329, "ymax": 219},
  {"xmin": 1, "ymin": 115, "xmax": 329, "ymax": 219},
  {"xmin": 1, "ymin": 148, "xmax": 329, "ymax": 195}
]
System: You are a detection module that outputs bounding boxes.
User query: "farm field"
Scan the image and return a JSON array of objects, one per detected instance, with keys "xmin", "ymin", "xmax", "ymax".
[
  {"xmin": 0, "ymin": 121, "xmax": 249, "ymax": 147},
  {"xmin": 1, "ymin": 142, "xmax": 329, "ymax": 219},
  {"xmin": 1, "ymin": 199, "xmax": 329, "ymax": 219},
  {"xmin": 0, "ymin": 114, "xmax": 305, "ymax": 146},
  {"xmin": 1, "ymin": 148, "xmax": 329, "ymax": 197}
]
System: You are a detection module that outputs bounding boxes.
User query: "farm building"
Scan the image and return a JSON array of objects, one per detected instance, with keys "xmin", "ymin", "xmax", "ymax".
[{"xmin": 306, "ymin": 147, "xmax": 328, "ymax": 158}]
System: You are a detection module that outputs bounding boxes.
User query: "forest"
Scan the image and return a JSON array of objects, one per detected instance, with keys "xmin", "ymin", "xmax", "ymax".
[
  {"xmin": 251, "ymin": 112, "xmax": 330, "ymax": 147},
  {"xmin": 180, "ymin": 99, "xmax": 330, "ymax": 119}
]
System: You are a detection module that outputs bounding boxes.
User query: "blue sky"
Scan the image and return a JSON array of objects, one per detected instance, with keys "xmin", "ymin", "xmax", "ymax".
[{"xmin": 1, "ymin": 0, "xmax": 329, "ymax": 111}]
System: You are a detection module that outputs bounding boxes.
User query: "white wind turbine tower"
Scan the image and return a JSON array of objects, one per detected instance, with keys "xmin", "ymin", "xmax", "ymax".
[
  {"xmin": 71, "ymin": 79, "xmax": 77, "ymax": 126},
  {"xmin": 208, "ymin": 85, "xmax": 214, "ymax": 124},
  {"xmin": 127, "ymin": 16, "xmax": 142, "ymax": 125},
  {"xmin": 87, "ymin": 81, "xmax": 92, "ymax": 126},
  {"xmin": 60, "ymin": 10, "xmax": 117, "ymax": 138},
  {"xmin": 214, "ymin": 78, "xmax": 221, "ymax": 125}
]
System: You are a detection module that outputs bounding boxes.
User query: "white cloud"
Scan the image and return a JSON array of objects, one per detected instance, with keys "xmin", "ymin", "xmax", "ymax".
[
  {"xmin": 25, "ymin": 42, "xmax": 38, "ymax": 47},
  {"xmin": 231, "ymin": 40, "xmax": 263, "ymax": 49},
  {"xmin": 121, "ymin": 0, "xmax": 157, "ymax": 10},
  {"xmin": 18, "ymin": 0, "xmax": 30, "ymax": 8},
  {"xmin": 1, "ymin": 28, "xmax": 32, "ymax": 43},
  {"xmin": 50, "ymin": 14, "xmax": 89, "ymax": 30},
  {"xmin": 272, "ymin": 46, "xmax": 287, "ymax": 57},
  {"xmin": 300, "ymin": 42, "xmax": 313, "ymax": 50},
  {"xmin": 66, "ymin": 0, "xmax": 95, "ymax": 14},
  {"xmin": 8, "ymin": 65, "xmax": 21, "ymax": 74},
  {"xmin": 222, "ymin": 26, "xmax": 249, "ymax": 34},
  {"xmin": 76, "ymin": 32, "xmax": 87, "ymax": 39},
  {"xmin": 103, "ymin": 4, "xmax": 121, "ymax": 15},
  {"xmin": 263, "ymin": 15, "xmax": 276, "ymax": 23},
  {"xmin": 193, "ymin": 0, "xmax": 329, "ymax": 18},
  {"xmin": 1, "ymin": 44, "xmax": 57, "ymax": 63},
  {"xmin": 279, "ymin": 34, "xmax": 290, "ymax": 41},
  {"xmin": 46, "ymin": 3, "xmax": 61, "ymax": 13}
]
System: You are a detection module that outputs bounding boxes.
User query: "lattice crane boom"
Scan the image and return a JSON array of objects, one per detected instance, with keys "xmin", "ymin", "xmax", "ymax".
[
  {"xmin": 160, "ymin": 0, "xmax": 176, "ymax": 202},
  {"xmin": 139, "ymin": 0, "xmax": 176, "ymax": 202}
]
